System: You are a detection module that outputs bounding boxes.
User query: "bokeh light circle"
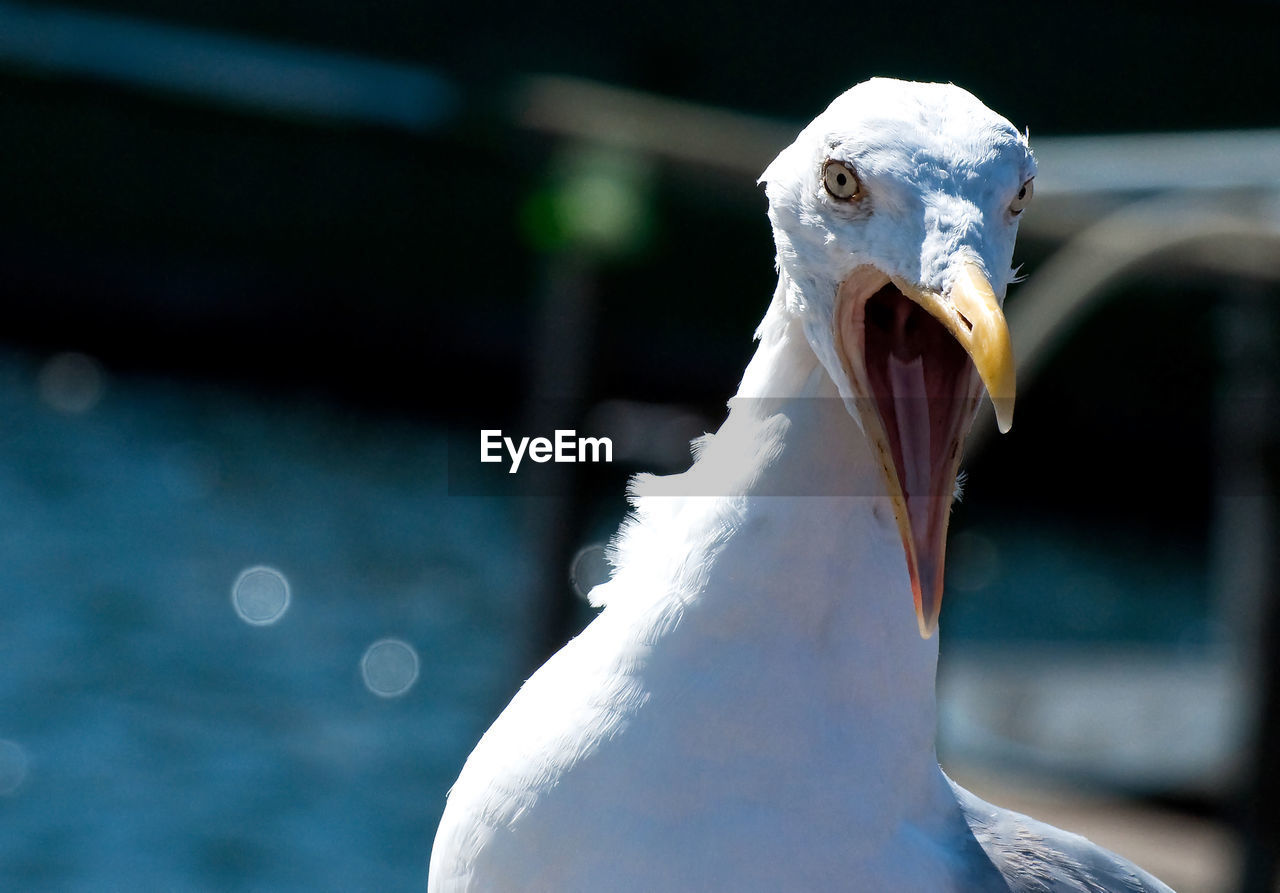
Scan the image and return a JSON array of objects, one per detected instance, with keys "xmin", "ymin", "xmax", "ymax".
[
  {"xmin": 231, "ymin": 566, "xmax": 291, "ymax": 626},
  {"xmin": 0, "ymin": 739, "xmax": 30, "ymax": 796},
  {"xmin": 569, "ymin": 543, "xmax": 612, "ymax": 602},
  {"xmin": 37, "ymin": 352, "xmax": 106, "ymax": 414},
  {"xmin": 360, "ymin": 639, "xmax": 420, "ymax": 698}
]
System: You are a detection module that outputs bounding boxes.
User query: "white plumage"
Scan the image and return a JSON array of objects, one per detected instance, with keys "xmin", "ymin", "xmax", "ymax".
[{"xmin": 430, "ymin": 78, "xmax": 1174, "ymax": 892}]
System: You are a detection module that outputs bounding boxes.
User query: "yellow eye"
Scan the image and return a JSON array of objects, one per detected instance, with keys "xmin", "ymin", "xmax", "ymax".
[
  {"xmin": 1009, "ymin": 177, "xmax": 1034, "ymax": 215},
  {"xmin": 822, "ymin": 160, "xmax": 861, "ymax": 200}
]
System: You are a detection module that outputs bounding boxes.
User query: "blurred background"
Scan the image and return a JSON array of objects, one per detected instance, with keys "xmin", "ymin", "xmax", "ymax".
[{"xmin": 0, "ymin": 1, "xmax": 1278, "ymax": 890}]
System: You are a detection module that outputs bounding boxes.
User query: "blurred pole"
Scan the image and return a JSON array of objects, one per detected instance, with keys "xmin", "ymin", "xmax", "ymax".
[
  {"xmin": 517, "ymin": 144, "xmax": 655, "ymax": 669},
  {"xmin": 1216, "ymin": 281, "xmax": 1280, "ymax": 892},
  {"xmin": 520, "ymin": 253, "xmax": 596, "ymax": 668},
  {"xmin": 1214, "ymin": 282, "xmax": 1275, "ymax": 682},
  {"xmin": 1240, "ymin": 469, "xmax": 1280, "ymax": 891}
]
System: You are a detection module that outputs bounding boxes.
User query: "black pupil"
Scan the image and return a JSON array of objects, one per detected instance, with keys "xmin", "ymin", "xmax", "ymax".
[
  {"xmin": 1017, "ymin": 186, "xmax": 1026, "ymax": 199},
  {"xmin": 836, "ymin": 172, "xmax": 847, "ymax": 186}
]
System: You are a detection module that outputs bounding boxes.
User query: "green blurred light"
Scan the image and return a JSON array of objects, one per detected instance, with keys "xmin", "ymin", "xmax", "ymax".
[{"xmin": 521, "ymin": 146, "xmax": 655, "ymax": 259}]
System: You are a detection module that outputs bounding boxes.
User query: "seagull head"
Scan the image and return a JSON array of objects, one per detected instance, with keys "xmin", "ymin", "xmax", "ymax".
[{"xmin": 759, "ymin": 78, "xmax": 1035, "ymax": 637}]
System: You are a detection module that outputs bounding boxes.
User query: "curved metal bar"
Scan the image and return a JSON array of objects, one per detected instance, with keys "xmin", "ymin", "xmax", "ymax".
[{"xmin": 969, "ymin": 192, "xmax": 1280, "ymax": 453}]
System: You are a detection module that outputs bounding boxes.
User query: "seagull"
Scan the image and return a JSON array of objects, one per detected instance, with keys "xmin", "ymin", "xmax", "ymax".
[{"xmin": 430, "ymin": 78, "xmax": 1175, "ymax": 892}]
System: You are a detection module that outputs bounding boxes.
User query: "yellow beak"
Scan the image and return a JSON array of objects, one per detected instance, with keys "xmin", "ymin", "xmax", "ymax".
[
  {"xmin": 893, "ymin": 262, "xmax": 1016, "ymax": 434},
  {"xmin": 882, "ymin": 261, "xmax": 1016, "ymax": 637}
]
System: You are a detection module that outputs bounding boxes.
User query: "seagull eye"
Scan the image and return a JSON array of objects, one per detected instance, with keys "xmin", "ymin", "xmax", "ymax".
[
  {"xmin": 822, "ymin": 160, "xmax": 861, "ymax": 200},
  {"xmin": 1009, "ymin": 177, "xmax": 1034, "ymax": 215}
]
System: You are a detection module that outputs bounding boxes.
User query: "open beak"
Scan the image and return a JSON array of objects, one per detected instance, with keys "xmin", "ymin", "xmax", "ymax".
[{"xmin": 837, "ymin": 261, "xmax": 1015, "ymax": 638}]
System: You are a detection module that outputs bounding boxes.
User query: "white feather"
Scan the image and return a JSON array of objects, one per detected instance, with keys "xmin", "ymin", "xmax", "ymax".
[{"xmin": 429, "ymin": 79, "xmax": 1170, "ymax": 893}]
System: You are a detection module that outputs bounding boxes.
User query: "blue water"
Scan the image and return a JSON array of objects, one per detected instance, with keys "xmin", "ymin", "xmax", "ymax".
[
  {"xmin": 0, "ymin": 350, "xmax": 1215, "ymax": 890},
  {"xmin": 0, "ymin": 353, "xmax": 532, "ymax": 891}
]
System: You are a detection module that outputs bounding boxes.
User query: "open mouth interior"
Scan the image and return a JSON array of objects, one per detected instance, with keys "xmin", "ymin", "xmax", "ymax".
[
  {"xmin": 858, "ymin": 281, "xmax": 979, "ymax": 619},
  {"xmin": 862, "ymin": 282, "xmax": 976, "ymax": 498}
]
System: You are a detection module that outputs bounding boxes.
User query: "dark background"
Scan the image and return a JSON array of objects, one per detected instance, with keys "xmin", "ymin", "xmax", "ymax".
[{"xmin": 5, "ymin": 1, "xmax": 1280, "ymax": 406}]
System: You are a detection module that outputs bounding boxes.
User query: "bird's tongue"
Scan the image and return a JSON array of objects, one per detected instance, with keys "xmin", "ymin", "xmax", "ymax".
[{"xmin": 863, "ymin": 283, "xmax": 975, "ymax": 629}]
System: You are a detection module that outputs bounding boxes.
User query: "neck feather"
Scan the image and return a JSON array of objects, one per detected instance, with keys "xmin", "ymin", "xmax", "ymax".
[{"xmin": 598, "ymin": 305, "xmax": 945, "ymax": 824}]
